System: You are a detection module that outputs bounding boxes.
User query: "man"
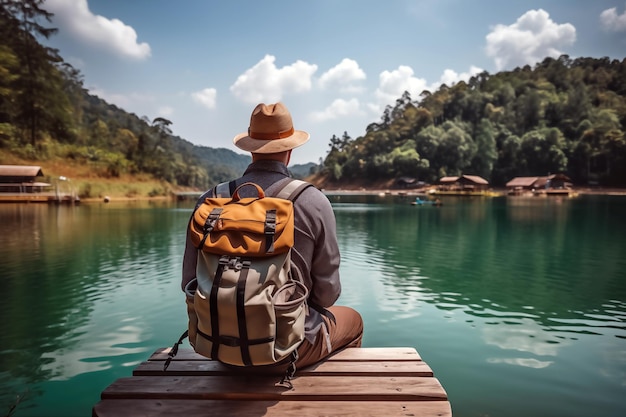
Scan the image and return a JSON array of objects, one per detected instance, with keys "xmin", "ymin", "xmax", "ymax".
[{"xmin": 182, "ymin": 102, "xmax": 363, "ymax": 369}]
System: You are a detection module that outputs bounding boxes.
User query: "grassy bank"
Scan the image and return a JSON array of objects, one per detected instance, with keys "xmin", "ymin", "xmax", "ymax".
[
  {"xmin": 3, "ymin": 150, "xmax": 625, "ymax": 201},
  {"xmin": 0, "ymin": 150, "xmax": 184, "ymax": 200}
]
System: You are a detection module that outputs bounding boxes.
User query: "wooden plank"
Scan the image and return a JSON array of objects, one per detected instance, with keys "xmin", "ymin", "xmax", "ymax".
[
  {"xmin": 325, "ymin": 347, "xmax": 422, "ymax": 361},
  {"xmin": 134, "ymin": 358, "xmax": 433, "ymax": 377},
  {"xmin": 307, "ymin": 359, "xmax": 431, "ymax": 376},
  {"xmin": 101, "ymin": 375, "xmax": 448, "ymax": 402},
  {"xmin": 95, "ymin": 347, "xmax": 451, "ymax": 416},
  {"xmin": 135, "ymin": 360, "xmax": 233, "ymax": 376},
  {"xmin": 150, "ymin": 348, "xmax": 206, "ymax": 361},
  {"xmin": 149, "ymin": 347, "xmax": 422, "ymax": 362},
  {"xmin": 93, "ymin": 399, "xmax": 452, "ymax": 417}
]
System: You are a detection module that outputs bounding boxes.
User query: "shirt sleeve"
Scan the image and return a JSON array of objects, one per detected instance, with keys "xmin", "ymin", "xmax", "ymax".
[
  {"xmin": 181, "ymin": 226, "xmax": 198, "ymax": 292},
  {"xmin": 305, "ymin": 189, "xmax": 342, "ymax": 308}
]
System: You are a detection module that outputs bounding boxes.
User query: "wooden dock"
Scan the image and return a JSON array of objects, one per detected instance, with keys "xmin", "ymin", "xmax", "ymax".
[
  {"xmin": 0, "ymin": 192, "xmax": 80, "ymax": 204},
  {"xmin": 92, "ymin": 347, "xmax": 451, "ymax": 417}
]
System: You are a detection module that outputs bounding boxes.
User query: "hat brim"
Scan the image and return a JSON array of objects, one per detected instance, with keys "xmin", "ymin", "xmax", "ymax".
[{"xmin": 233, "ymin": 130, "xmax": 310, "ymax": 153}]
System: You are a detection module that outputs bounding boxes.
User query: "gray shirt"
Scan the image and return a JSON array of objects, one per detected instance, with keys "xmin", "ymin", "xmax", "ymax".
[{"xmin": 182, "ymin": 160, "xmax": 342, "ymax": 343}]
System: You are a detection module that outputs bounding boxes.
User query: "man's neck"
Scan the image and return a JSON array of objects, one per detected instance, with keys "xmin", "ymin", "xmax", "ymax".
[{"xmin": 251, "ymin": 150, "xmax": 291, "ymax": 165}]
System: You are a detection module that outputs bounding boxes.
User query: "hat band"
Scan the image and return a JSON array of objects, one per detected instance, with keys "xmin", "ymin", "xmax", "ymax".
[{"xmin": 248, "ymin": 127, "xmax": 295, "ymax": 140}]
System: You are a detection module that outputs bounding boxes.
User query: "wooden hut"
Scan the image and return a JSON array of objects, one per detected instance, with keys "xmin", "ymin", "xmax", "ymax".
[
  {"xmin": 438, "ymin": 175, "xmax": 489, "ymax": 191},
  {"xmin": 506, "ymin": 174, "xmax": 574, "ymax": 196},
  {"xmin": 0, "ymin": 165, "xmax": 79, "ymax": 203},
  {"xmin": 0, "ymin": 165, "xmax": 50, "ymax": 193},
  {"xmin": 505, "ymin": 176, "xmax": 542, "ymax": 195}
]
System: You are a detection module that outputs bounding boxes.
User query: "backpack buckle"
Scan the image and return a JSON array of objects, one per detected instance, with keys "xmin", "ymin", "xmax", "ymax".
[
  {"xmin": 203, "ymin": 208, "xmax": 223, "ymax": 233},
  {"xmin": 218, "ymin": 256, "xmax": 250, "ymax": 271}
]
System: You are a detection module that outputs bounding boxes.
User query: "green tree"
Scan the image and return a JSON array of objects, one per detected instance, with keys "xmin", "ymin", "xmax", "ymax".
[
  {"xmin": 515, "ymin": 88, "xmax": 542, "ymax": 133},
  {"xmin": 0, "ymin": 45, "xmax": 19, "ymax": 140},
  {"xmin": 469, "ymin": 119, "xmax": 498, "ymax": 179},
  {"xmin": 518, "ymin": 128, "xmax": 568, "ymax": 176},
  {"xmin": 432, "ymin": 121, "xmax": 476, "ymax": 177},
  {"xmin": 390, "ymin": 140, "xmax": 429, "ymax": 178},
  {"xmin": 1, "ymin": 0, "xmax": 64, "ymax": 146},
  {"xmin": 57, "ymin": 62, "xmax": 85, "ymax": 142},
  {"xmin": 492, "ymin": 131, "xmax": 522, "ymax": 185}
]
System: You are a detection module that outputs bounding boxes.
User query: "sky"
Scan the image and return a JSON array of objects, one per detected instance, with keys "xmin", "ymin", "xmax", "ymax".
[{"xmin": 40, "ymin": 0, "xmax": 626, "ymax": 165}]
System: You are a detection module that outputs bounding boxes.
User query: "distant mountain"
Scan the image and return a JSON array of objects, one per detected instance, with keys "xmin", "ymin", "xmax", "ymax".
[
  {"xmin": 193, "ymin": 145, "xmax": 251, "ymax": 176},
  {"xmin": 289, "ymin": 162, "xmax": 319, "ymax": 179}
]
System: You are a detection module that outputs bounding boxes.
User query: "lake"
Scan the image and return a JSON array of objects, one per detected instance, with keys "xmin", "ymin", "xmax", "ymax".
[{"xmin": 1, "ymin": 194, "xmax": 625, "ymax": 417}]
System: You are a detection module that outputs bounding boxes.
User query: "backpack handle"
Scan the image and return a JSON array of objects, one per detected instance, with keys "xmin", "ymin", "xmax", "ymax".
[{"xmin": 231, "ymin": 182, "xmax": 265, "ymax": 201}]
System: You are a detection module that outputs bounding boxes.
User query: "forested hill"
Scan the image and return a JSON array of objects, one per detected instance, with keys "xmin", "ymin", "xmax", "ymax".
[
  {"xmin": 320, "ymin": 55, "xmax": 626, "ymax": 187},
  {"xmin": 0, "ymin": 1, "xmax": 318, "ymax": 189},
  {"xmin": 0, "ymin": 1, "xmax": 257, "ymax": 189},
  {"xmin": 2, "ymin": 2, "xmax": 625, "ymax": 190}
]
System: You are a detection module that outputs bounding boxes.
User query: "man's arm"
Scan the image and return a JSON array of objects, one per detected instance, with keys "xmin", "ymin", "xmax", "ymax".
[{"xmin": 308, "ymin": 191, "xmax": 342, "ymax": 308}]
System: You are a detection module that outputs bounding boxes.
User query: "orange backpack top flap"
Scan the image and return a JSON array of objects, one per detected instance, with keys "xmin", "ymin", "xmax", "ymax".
[{"xmin": 189, "ymin": 182, "xmax": 295, "ymax": 256}]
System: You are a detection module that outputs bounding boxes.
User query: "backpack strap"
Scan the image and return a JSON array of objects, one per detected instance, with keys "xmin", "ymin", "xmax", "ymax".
[
  {"xmin": 214, "ymin": 177, "xmax": 313, "ymax": 200},
  {"xmin": 274, "ymin": 179, "xmax": 312, "ymax": 201},
  {"xmin": 214, "ymin": 180, "xmax": 237, "ymax": 198},
  {"xmin": 267, "ymin": 177, "xmax": 313, "ymax": 202}
]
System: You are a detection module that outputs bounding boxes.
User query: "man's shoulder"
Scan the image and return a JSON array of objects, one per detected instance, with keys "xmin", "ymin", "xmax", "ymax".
[{"xmin": 294, "ymin": 182, "xmax": 331, "ymax": 208}]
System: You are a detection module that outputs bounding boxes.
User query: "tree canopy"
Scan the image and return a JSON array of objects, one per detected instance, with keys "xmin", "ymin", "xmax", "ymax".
[{"xmin": 323, "ymin": 56, "xmax": 626, "ymax": 186}]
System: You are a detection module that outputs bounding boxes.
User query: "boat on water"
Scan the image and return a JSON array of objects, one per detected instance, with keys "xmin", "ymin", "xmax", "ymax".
[
  {"xmin": 430, "ymin": 189, "xmax": 502, "ymax": 197},
  {"xmin": 411, "ymin": 196, "xmax": 442, "ymax": 206}
]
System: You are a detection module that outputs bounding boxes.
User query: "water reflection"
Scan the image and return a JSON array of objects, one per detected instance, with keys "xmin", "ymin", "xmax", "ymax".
[
  {"xmin": 331, "ymin": 195, "xmax": 626, "ymax": 357},
  {"xmin": 1, "ymin": 196, "xmax": 625, "ymax": 417},
  {"xmin": 0, "ymin": 202, "xmax": 189, "ymax": 415}
]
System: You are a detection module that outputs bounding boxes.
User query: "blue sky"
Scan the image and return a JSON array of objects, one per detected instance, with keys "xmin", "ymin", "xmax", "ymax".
[{"xmin": 42, "ymin": 0, "xmax": 626, "ymax": 165}]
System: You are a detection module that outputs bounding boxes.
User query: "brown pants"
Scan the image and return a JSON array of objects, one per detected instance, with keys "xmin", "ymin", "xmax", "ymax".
[{"xmin": 295, "ymin": 305, "xmax": 364, "ymax": 369}]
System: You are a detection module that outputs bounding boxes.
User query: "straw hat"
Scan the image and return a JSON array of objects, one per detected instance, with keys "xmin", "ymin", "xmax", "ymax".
[{"xmin": 233, "ymin": 102, "xmax": 310, "ymax": 153}]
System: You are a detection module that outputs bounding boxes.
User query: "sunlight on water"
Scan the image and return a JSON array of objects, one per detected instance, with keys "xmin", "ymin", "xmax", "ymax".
[{"xmin": 40, "ymin": 322, "xmax": 146, "ymax": 380}]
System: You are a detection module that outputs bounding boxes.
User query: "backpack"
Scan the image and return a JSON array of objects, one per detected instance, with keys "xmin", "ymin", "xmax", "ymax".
[{"xmin": 166, "ymin": 178, "xmax": 312, "ymax": 386}]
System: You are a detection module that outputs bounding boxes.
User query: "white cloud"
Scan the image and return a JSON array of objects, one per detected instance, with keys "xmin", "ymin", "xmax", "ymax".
[
  {"xmin": 485, "ymin": 9, "xmax": 576, "ymax": 71},
  {"xmin": 46, "ymin": 0, "xmax": 151, "ymax": 60},
  {"xmin": 366, "ymin": 64, "xmax": 483, "ymax": 115},
  {"xmin": 319, "ymin": 58, "xmax": 366, "ymax": 93},
  {"xmin": 600, "ymin": 6, "xmax": 626, "ymax": 32},
  {"xmin": 229, "ymin": 55, "xmax": 318, "ymax": 104},
  {"xmin": 192, "ymin": 88, "xmax": 217, "ymax": 110},
  {"xmin": 438, "ymin": 66, "xmax": 484, "ymax": 87},
  {"xmin": 374, "ymin": 65, "xmax": 429, "ymax": 109},
  {"xmin": 309, "ymin": 98, "xmax": 362, "ymax": 122}
]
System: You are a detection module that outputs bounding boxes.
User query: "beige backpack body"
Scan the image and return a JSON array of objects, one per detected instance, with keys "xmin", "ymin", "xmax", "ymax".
[{"xmin": 181, "ymin": 178, "xmax": 312, "ymax": 369}]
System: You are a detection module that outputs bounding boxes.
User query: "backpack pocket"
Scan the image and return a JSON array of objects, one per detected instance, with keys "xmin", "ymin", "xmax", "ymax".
[
  {"xmin": 184, "ymin": 278, "xmax": 199, "ymax": 348},
  {"xmin": 273, "ymin": 280, "xmax": 308, "ymax": 357}
]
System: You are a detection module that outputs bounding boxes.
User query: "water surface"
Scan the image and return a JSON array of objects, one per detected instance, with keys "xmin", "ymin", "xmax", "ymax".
[{"xmin": 1, "ymin": 195, "xmax": 625, "ymax": 417}]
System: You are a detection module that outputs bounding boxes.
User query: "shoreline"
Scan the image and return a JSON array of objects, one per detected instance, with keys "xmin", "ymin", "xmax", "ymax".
[
  {"xmin": 86, "ymin": 186, "xmax": 626, "ymax": 203},
  {"xmin": 320, "ymin": 186, "xmax": 626, "ymax": 196},
  {"xmin": 4, "ymin": 186, "xmax": 624, "ymax": 205}
]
